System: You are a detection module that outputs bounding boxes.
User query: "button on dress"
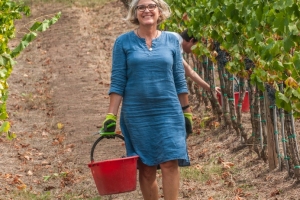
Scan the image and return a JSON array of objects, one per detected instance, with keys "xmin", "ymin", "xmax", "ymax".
[{"xmin": 109, "ymin": 31, "xmax": 190, "ymax": 166}]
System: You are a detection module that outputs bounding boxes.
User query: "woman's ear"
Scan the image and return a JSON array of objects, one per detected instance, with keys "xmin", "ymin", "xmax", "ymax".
[{"xmin": 158, "ymin": 11, "xmax": 162, "ymax": 22}]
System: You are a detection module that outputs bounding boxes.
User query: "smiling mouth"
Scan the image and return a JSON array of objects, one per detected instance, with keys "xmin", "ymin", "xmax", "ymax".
[{"xmin": 143, "ymin": 15, "xmax": 152, "ymax": 17}]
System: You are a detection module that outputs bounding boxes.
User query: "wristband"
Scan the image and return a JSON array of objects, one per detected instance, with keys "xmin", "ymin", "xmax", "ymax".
[
  {"xmin": 182, "ymin": 105, "xmax": 190, "ymax": 110},
  {"xmin": 106, "ymin": 113, "xmax": 117, "ymax": 121}
]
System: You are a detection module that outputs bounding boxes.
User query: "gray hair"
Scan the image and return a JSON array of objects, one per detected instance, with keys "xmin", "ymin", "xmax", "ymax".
[{"xmin": 124, "ymin": 0, "xmax": 171, "ymax": 25}]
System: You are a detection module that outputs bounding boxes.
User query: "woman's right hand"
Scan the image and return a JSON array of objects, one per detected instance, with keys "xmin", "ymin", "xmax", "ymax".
[{"xmin": 101, "ymin": 113, "xmax": 117, "ymax": 132}]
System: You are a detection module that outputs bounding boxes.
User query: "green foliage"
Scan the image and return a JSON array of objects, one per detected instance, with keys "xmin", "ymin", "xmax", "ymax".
[
  {"xmin": 13, "ymin": 190, "xmax": 103, "ymax": 200},
  {"xmin": 180, "ymin": 161, "xmax": 223, "ymax": 182},
  {"xmin": 0, "ymin": 0, "xmax": 60, "ymax": 137},
  {"xmin": 163, "ymin": 0, "xmax": 300, "ymax": 117},
  {"xmin": 43, "ymin": 172, "xmax": 68, "ymax": 182},
  {"xmin": 13, "ymin": 191, "xmax": 51, "ymax": 200}
]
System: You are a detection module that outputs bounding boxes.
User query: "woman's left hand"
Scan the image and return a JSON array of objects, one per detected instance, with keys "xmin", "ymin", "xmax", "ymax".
[{"xmin": 184, "ymin": 113, "xmax": 193, "ymax": 138}]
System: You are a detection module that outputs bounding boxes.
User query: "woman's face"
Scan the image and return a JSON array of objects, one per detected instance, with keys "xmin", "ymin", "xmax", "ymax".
[{"xmin": 136, "ymin": 0, "xmax": 160, "ymax": 26}]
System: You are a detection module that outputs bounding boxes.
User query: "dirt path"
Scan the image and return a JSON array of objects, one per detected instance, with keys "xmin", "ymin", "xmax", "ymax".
[
  {"xmin": 1, "ymin": 1, "xmax": 143, "ymax": 199},
  {"xmin": 1, "ymin": 1, "xmax": 299, "ymax": 200}
]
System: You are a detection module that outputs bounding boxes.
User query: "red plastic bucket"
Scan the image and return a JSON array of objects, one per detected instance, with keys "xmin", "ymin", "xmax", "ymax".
[
  {"xmin": 88, "ymin": 134, "xmax": 139, "ymax": 195},
  {"xmin": 217, "ymin": 91, "xmax": 250, "ymax": 112},
  {"xmin": 88, "ymin": 155, "xmax": 139, "ymax": 195}
]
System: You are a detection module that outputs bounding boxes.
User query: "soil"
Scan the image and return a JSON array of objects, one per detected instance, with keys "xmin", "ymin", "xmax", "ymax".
[{"xmin": 0, "ymin": 1, "xmax": 299, "ymax": 199}]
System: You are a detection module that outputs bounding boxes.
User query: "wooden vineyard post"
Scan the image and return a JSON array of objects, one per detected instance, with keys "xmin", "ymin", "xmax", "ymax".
[
  {"xmin": 289, "ymin": 111, "xmax": 300, "ymax": 180},
  {"xmin": 259, "ymin": 90, "xmax": 267, "ymax": 162},
  {"xmin": 236, "ymin": 77, "xmax": 248, "ymax": 143},
  {"xmin": 184, "ymin": 54, "xmax": 195, "ymax": 96},
  {"xmin": 227, "ymin": 73, "xmax": 240, "ymax": 136},
  {"xmin": 286, "ymin": 111, "xmax": 300, "ymax": 180},
  {"xmin": 191, "ymin": 55, "xmax": 202, "ymax": 111},
  {"xmin": 278, "ymin": 83, "xmax": 290, "ymax": 173},
  {"xmin": 252, "ymin": 86, "xmax": 262, "ymax": 158},
  {"xmin": 284, "ymin": 111, "xmax": 295, "ymax": 177},
  {"xmin": 215, "ymin": 44, "xmax": 232, "ymax": 128},
  {"xmin": 207, "ymin": 58, "xmax": 222, "ymax": 118},
  {"xmin": 264, "ymin": 90, "xmax": 278, "ymax": 170},
  {"xmin": 201, "ymin": 56, "xmax": 210, "ymax": 111}
]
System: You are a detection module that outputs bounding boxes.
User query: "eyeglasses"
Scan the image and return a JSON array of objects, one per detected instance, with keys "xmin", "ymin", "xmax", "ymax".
[{"xmin": 136, "ymin": 4, "xmax": 157, "ymax": 12}]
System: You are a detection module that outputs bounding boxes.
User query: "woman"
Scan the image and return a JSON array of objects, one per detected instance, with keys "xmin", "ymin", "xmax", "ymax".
[{"xmin": 101, "ymin": 0, "xmax": 192, "ymax": 199}]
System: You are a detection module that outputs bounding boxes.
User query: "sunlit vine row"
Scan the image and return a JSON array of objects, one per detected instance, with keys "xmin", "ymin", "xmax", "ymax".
[
  {"xmin": 0, "ymin": 0, "xmax": 60, "ymax": 138},
  {"xmin": 163, "ymin": 0, "xmax": 300, "ymax": 117}
]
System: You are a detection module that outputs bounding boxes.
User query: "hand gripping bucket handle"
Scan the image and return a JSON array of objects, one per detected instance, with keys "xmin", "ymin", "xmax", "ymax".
[
  {"xmin": 88, "ymin": 133, "xmax": 139, "ymax": 196},
  {"xmin": 90, "ymin": 133, "xmax": 125, "ymax": 162}
]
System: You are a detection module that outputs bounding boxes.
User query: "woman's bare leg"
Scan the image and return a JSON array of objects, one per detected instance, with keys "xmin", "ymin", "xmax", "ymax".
[
  {"xmin": 160, "ymin": 160, "xmax": 179, "ymax": 200},
  {"xmin": 138, "ymin": 160, "xmax": 159, "ymax": 200}
]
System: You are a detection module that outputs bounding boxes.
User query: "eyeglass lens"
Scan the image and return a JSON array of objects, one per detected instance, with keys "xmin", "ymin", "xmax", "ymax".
[{"xmin": 136, "ymin": 4, "xmax": 157, "ymax": 11}]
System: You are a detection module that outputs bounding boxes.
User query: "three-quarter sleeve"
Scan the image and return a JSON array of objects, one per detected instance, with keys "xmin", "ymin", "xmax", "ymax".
[
  {"xmin": 109, "ymin": 37, "xmax": 127, "ymax": 96},
  {"xmin": 172, "ymin": 40, "xmax": 188, "ymax": 94}
]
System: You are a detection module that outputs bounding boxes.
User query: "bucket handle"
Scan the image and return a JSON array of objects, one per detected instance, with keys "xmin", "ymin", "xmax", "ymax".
[{"xmin": 90, "ymin": 133, "xmax": 125, "ymax": 162}]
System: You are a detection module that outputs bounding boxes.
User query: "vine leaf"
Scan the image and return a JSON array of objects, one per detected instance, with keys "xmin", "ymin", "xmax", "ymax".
[
  {"xmin": 285, "ymin": 77, "xmax": 298, "ymax": 88},
  {"xmin": 0, "ymin": 121, "xmax": 10, "ymax": 132},
  {"xmin": 283, "ymin": 37, "xmax": 294, "ymax": 52},
  {"xmin": 10, "ymin": 12, "xmax": 61, "ymax": 58},
  {"xmin": 276, "ymin": 91, "xmax": 292, "ymax": 111},
  {"xmin": 292, "ymin": 89, "xmax": 300, "ymax": 99},
  {"xmin": 292, "ymin": 52, "xmax": 300, "ymax": 71}
]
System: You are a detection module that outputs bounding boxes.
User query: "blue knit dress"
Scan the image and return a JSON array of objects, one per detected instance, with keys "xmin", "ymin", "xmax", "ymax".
[{"xmin": 109, "ymin": 31, "xmax": 190, "ymax": 167}]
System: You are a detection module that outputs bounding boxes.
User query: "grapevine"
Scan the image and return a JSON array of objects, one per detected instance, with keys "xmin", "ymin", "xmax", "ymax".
[
  {"xmin": 164, "ymin": 0, "xmax": 300, "ymax": 117},
  {"xmin": 0, "ymin": 0, "xmax": 60, "ymax": 139},
  {"xmin": 162, "ymin": 0, "xmax": 300, "ymax": 177}
]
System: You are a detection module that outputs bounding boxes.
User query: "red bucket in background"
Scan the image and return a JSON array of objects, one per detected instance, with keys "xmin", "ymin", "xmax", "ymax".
[
  {"xmin": 88, "ymin": 155, "xmax": 139, "ymax": 195},
  {"xmin": 217, "ymin": 91, "xmax": 250, "ymax": 112}
]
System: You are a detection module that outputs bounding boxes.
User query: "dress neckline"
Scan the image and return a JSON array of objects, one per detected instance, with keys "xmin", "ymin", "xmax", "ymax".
[
  {"xmin": 132, "ymin": 30, "xmax": 163, "ymax": 51},
  {"xmin": 132, "ymin": 30, "xmax": 163, "ymax": 42}
]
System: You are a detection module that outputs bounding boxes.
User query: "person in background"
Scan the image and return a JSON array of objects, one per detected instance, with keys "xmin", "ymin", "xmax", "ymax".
[
  {"xmin": 171, "ymin": 29, "xmax": 221, "ymax": 95},
  {"xmin": 101, "ymin": 0, "xmax": 191, "ymax": 199}
]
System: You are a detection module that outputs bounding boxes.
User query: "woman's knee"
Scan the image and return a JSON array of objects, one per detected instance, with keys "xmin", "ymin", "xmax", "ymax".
[
  {"xmin": 138, "ymin": 161, "xmax": 157, "ymax": 180},
  {"xmin": 159, "ymin": 160, "xmax": 178, "ymax": 171}
]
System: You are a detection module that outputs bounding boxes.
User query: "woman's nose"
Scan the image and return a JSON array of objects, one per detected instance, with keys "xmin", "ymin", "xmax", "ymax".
[{"xmin": 144, "ymin": 7, "xmax": 150, "ymax": 12}]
